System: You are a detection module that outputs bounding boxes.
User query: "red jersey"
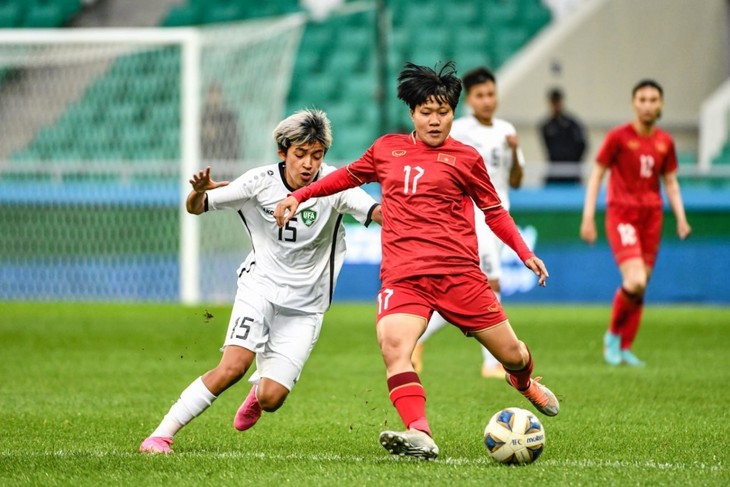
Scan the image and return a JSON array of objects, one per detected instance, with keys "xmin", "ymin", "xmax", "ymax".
[
  {"xmin": 596, "ymin": 123, "xmax": 678, "ymax": 208},
  {"xmin": 293, "ymin": 133, "xmax": 534, "ymax": 285}
]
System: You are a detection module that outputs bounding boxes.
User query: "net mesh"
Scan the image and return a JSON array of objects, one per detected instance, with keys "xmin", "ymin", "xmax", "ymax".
[{"xmin": 0, "ymin": 15, "xmax": 305, "ymax": 302}]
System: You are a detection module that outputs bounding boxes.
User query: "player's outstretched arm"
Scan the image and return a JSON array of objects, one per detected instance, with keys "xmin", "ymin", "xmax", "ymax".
[
  {"xmin": 186, "ymin": 166, "xmax": 229, "ymax": 215},
  {"xmin": 580, "ymin": 163, "xmax": 607, "ymax": 244},
  {"xmin": 274, "ymin": 196, "xmax": 300, "ymax": 227}
]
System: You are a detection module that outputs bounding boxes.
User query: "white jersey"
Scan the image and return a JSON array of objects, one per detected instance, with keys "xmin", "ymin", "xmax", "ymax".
[
  {"xmin": 451, "ymin": 115, "xmax": 525, "ymax": 276},
  {"xmin": 450, "ymin": 115, "xmax": 525, "ymax": 210},
  {"xmin": 207, "ymin": 162, "xmax": 378, "ymax": 313}
]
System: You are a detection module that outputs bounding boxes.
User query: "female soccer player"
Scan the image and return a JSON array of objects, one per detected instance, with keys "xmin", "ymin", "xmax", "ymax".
[
  {"xmin": 275, "ymin": 62, "xmax": 559, "ymax": 460},
  {"xmin": 139, "ymin": 109, "xmax": 381, "ymax": 454},
  {"xmin": 411, "ymin": 66, "xmax": 526, "ymax": 379},
  {"xmin": 580, "ymin": 79, "xmax": 691, "ymax": 367}
]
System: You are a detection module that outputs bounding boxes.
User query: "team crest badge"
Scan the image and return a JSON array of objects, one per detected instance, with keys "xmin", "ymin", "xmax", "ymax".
[{"xmin": 301, "ymin": 209, "xmax": 317, "ymax": 227}]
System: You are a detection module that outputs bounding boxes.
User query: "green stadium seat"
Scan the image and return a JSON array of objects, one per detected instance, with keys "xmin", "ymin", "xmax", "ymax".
[
  {"xmin": 201, "ymin": 0, "xmax": 245, "ymax": 25},
  {"xmin": 0, "ymin": 1, "xmax": 24, "ymax": 27},
  {"xmin": 162, "ymin": 5, "xmax": 202, "ymax": 27},
  {"xmin": 22, "ymin": 1, "xmax": 64, "ymax": 28},
  {"xmin": 483, "ymin": 0, "xmax": 519, "ymax": 26}
]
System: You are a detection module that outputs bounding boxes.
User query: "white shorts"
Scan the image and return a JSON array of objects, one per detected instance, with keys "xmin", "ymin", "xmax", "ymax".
[
  {"xmin": 223, "ymin": 283, "xmax": 323, "ymax": 391},
  {"xmin": 477, "ymin": 223, "xmax": 503, "ymax": 281}
]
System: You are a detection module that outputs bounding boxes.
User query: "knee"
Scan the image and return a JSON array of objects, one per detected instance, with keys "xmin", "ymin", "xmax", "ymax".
[
  {"xmin": 214, "ymin": 363, "xmax": 246, "ymax": 386},
  {"xmin": 501, "ymin": 341, "xmax": 529, "ymax": 370},
  {"xmin": 256, "ymin": 387, "xmax": 288, "ymax": 412},
  {"xmin": 378, "ymin": 333, "xmax": 410, "ymax": 361},
  {"xmin": 623, "ymin": 276, "xmax": 647, "ymax": 296}
]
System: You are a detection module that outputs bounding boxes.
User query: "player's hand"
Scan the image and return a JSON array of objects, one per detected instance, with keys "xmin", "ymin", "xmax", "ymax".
[
  {"xmin": 189, "ymin": 166, "xmax": 229, "ymax": 193},
  {"xmin": 525, "ymin": 256, "xmax": 549, "ymax": 287},
  {"xmin": 580, "ymin": 218, "xmax": 597, "ymax": 244},
  {"xmin": 506, "ymin": 134, "xmax": 519, "ymax": 151},
  {"xmin": 274, "ymin": 196, "xmax": 300, "ymax": 227},
  {"xmin": 677, "ymin": 220, "xmax": 692, "ymax": 240}
]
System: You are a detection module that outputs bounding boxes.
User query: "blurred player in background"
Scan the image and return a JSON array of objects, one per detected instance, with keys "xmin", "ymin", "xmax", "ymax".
[
  {"xmin": 139, "ymin": 109, "xmax": 382, "ymax": 454},
  {"xmin": 410, "ymin": 66, "xmax": 525, "ymax": 379},
  {"xmin": 580, "ymin": 79, "xmax": 691, "ymax": 367},
  {"xmin": 275, "ymin": 62, "xmax": 559, "ymax": 461}
]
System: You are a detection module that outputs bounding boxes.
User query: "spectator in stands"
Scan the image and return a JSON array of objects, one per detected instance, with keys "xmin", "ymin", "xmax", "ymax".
[
  {"xmin": 201, "ymin": 83, "xmax": 241, "ymax": 161},
  {"xmin": 539, "ymin": 88, "xmax": 586, "ymax": 184}
]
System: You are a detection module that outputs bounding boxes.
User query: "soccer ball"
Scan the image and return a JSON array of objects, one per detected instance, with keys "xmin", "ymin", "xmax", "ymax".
[{"xmin": 483, "ymin": 407, "xmax": 545, "ymax": 465}]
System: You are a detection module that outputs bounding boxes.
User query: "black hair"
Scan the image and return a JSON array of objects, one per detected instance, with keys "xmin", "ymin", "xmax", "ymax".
[
  {"xmin": 462, "ymin": 66, "xmax": 496, "ymax": 93},
  {"xmin": 548, "ymin": 87, "xmax": 563, "ymax": 102},
  {"xmin": 632, "ymin": 79, "xmax": 663, "ymax": 98},
  {"xmin": 397, "ymin": 61, "xmax": 462, "ymax": 111}
]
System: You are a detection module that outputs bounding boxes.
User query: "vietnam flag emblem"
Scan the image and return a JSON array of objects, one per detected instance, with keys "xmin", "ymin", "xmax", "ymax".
[{"xmin": 437, "ymin": 153, "xmax": 456, "ymax": 166}]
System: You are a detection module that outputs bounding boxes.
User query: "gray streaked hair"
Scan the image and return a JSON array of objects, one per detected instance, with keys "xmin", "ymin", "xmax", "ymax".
[{"xmin": 273, "ymin": 108, "xmax": 332, "ymax": 153}]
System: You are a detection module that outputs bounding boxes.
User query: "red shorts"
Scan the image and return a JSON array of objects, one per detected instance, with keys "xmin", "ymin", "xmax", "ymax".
[
  {"xmin": 375, "ymin": 268, "xmax": 508, "ymax": 335},
  {"xmin": 605, "ymin": 205, "xmax": 663, "ymax": 267}
]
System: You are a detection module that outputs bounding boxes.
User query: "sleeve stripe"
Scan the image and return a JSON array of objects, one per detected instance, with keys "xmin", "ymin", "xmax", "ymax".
[
  {"xmin": 346, "ymin": 165, "xmax": 365, "ymax": 185},
  {"xmin": 364, "ymin": 203, "xmax": 379, "ymax": 228}
]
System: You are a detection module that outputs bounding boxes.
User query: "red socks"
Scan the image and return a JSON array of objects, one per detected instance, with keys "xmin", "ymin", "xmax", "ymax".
[
  {"xmin": 505, "ymin": 353, "xmax": 534, "ymax": 391},
  {"xmin": 610, "ymin": 287, "xmax": 644, "ymax": 349},
  {"xmin": 387, "ymin": 372, "xmax": 431, "ymax": 437}
]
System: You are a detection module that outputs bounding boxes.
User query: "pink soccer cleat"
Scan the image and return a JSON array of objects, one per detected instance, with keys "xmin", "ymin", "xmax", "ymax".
[
  {"xmin": 139, "ymin": 436, "xmax": 174, "ymax": 454},
  {"xmin": 233, "ymin": 385, "xmax": 262, "ymax": 431}
]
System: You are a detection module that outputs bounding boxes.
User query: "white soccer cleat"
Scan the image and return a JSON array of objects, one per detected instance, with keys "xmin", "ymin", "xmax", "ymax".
[{"xmin": 379, "ymin": 429, "xmax": 439, "ymax": 460}]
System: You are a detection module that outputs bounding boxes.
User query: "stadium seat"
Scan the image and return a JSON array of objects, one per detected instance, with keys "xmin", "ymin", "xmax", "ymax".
[
  {"xmin": 201, "ymin": 0, "xmax": 245, "ymax": 25},
  {"xmin": 22, "ymin": 1, "xmax": 65, "ymax": 28},
  {"xmin": 162, "ymin": 5, "xmax": 202, "ymax": 27},
  {"xmin": 0, "ymin": 1, "xmax": 24, "ymax": 27}
]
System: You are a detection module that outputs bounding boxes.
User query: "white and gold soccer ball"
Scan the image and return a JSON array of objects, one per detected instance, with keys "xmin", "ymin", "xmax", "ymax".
[{"xmin": 484, "ymin": 407, "xmax": 545, "ymax": 465}]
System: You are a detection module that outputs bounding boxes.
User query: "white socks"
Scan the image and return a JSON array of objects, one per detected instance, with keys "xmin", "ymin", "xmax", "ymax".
[{"xmin": 151, "ymin": 377, "xmax": 217, "ymax": 438}]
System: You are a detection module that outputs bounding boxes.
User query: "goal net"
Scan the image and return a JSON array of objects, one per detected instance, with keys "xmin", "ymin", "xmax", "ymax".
[{"xmin": 0, "ymin": 15, "xmax": 306, "ymax": 304}]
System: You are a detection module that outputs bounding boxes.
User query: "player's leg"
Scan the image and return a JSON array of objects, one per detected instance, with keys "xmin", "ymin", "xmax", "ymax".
[
  {"xmin": 438, "ymin": 269, "xmax": 558, "ymax": 416},
  {"xmin": 604, "ymin": 207, "xmax": 646, "ymax": 365},
  {"xmin": 139, "ymin": 345, "xmax": 256, "ymax": 453},
  {"xmin": 472, "ymin": 322, "xmax": 559, "ymax": 417},
  {"xmin": 140, "ymin": 291, "xmax": 268, "ymax": 453},
  {"xmin": 411, "ymin": 311, "xmax": 448, "ymax": 373},
  {"xmin": 479, "ymin": 231, "xmax": 504, "ymax": 378},
  {"xmin": 235, "ymin": 308, "xmax": 323, "ymax": 431},
  {"xmin": 618, "ymin": 207, "xmax": 662, "ymax": 366},
  {"xmin": 376, "ymin": 283, "xmax": 438, "ymax": 459},
  {"xmin": 378, "ymin": 312, "xmax": 438, "ymax": 460}
]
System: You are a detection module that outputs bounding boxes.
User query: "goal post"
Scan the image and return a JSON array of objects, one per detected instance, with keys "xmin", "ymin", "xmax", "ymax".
[{"xmin": 0, "ymin": 15, "xmax": 306, "ymax": 304}]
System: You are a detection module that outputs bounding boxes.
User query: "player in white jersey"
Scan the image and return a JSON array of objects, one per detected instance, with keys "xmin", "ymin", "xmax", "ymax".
[
  {"xmin": 411, "ymin": 66, "xmax": 525, "ymax": 378},
  {"xmin": 139, "ymin": 109, "xmax": 382, "ymax": 454}
]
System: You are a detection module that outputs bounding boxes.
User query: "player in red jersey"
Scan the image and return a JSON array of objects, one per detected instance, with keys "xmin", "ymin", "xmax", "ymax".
[
  {"xmin": 581, "ymin": 79, "xmax": 691, "ymax": 367},
  {"xmin": 274, "ymin": 62, "xmax": 559, "ymax": 460}
]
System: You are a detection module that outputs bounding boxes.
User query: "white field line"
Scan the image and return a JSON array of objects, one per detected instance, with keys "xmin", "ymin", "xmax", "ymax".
[{"xmin": 0, "ymin": 450, "xmax": 725, "ymax": 472}]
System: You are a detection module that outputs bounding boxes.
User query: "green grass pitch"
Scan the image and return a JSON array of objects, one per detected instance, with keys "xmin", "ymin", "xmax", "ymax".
[{"xmin": 1, "ymin": 302, "xmax": 728, "ymax": 486}]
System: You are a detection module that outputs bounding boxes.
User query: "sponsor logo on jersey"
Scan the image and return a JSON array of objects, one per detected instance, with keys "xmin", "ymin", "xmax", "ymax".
[
  {"xmin": 392, "ymin": 150, "xmax": 407, "ymax": 157},
  {"xmin": 627, "ymin": 140, "xmax": 640, "ymax": 150},
  {"xmin": 301, "ymin": 209, "xmax": 317, "ymax": 227},
  {"xmin": 437, "ymin": 153, "xmax": 456, "ymax": 165}
]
